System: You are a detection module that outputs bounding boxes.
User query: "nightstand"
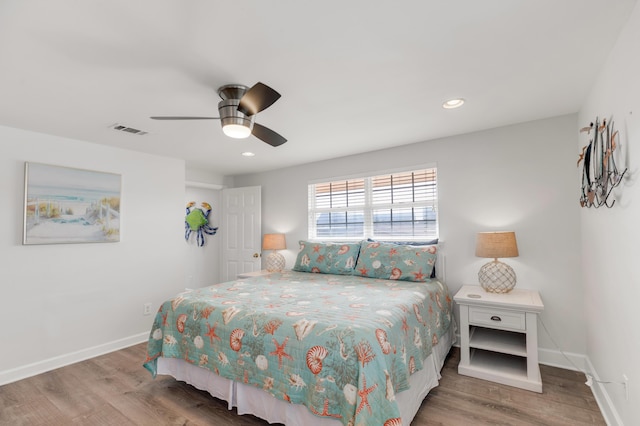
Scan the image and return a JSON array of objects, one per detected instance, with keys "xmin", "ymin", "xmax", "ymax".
[
  {"xmin": 237, "ymin": 270, "xmax": 272, "ymax": 279},
  {"xmin": 454, "ymin": 285, "xmax": 544, "ymax": 392}
]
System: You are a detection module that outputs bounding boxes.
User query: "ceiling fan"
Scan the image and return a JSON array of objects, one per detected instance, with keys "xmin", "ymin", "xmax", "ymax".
[{"xmin": 151, "ymin": 82, "xmax": 287, "ymax": 147}]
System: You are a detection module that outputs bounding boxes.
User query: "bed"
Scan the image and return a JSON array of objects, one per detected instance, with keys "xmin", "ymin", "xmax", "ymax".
[{"xmin": 144, "ymin": 240, "xmax": 455, "ymax": 426}]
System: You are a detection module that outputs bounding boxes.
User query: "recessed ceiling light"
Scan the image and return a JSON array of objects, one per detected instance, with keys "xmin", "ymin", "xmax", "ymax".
[
  {"xmin": 241, "ymin": 151, "xmax": 255, "ymax": 157},
  {"xmin": 442, "ymin": 98, "xmax": 465, "ymax": 109}
]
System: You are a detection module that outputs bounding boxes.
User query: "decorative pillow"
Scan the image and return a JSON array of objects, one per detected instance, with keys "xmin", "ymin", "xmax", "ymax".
[
  {"xmin": 367, "ymin": 238, "xmax": 439, "ymax": 278},
  {"xmin": 354, "ymin": 241, "xmax": 437, "ymax": 282},
  {"xmin": 292, "ymin": 240, "xmax": 362, "ymax": 275}
]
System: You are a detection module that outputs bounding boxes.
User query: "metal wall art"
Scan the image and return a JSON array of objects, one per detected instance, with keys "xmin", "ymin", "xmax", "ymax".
[{"xmin": 577, "ymin": 117, "xmax": 627, "ymax": 208}]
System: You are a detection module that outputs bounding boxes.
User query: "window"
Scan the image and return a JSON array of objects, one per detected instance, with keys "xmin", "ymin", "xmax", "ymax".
[{"xmin": 308, "ymin": 167, "xmax": 438, "ymax": 240}]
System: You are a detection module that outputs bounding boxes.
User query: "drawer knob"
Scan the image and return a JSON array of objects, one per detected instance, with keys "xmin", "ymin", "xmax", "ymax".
[{"xmin": 490, "ymin": 315, "xmax": 502, "ymax": 322}]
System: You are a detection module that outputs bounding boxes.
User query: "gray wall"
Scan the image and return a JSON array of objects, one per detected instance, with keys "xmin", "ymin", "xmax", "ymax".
[
  {"xmin": 579, "ymin": 1, "xmax": 640, "ymax": 424},
  {"xmin": 232, "ymin": 114, "xmax": 584, "ymax": 361},
  {"xmin": 184, "ymin": 185, "xmax": 222, "ymax": 287},
  {"xmin": 0, "ymin": 125, "xmax": 186, "ymax": 384}
]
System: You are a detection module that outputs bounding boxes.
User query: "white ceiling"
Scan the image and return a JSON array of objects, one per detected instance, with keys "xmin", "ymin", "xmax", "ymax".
[{"xmin": 0, "ymin": 1, "xmax": 636, "ymax": 176}]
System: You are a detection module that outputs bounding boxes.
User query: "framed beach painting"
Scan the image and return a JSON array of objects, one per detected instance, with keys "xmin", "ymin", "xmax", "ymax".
[{"xmin": 23, "ymin": 162, "xmax": 121, "ymax": 245}]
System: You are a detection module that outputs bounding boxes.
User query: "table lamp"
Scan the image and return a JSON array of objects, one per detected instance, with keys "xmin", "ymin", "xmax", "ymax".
[
  {"xmin": 262, "ymin": 233, "xmax": 286, "ymax": 272},
  {"xmin": 475, "ymin": 231, "xmax": 519, "ymax": 293}
]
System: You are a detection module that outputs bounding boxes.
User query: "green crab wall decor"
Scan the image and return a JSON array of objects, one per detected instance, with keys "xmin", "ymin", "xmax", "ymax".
[{"xmin": 185, "ymin": 201, "xmax": 218, "ymax": 246}]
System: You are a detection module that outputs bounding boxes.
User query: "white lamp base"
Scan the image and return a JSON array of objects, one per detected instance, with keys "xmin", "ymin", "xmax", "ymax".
[
  {"xmin": 478, "ymin": 260, "xmax": 516, "ymax": 293},
  {"xmin": 265, "ymin": 251, "xmax": 285, "ymax": 272}
]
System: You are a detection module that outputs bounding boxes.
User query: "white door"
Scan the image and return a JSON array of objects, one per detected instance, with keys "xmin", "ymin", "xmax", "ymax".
[{"xmin": 221, "ymin": 186, "xmax": 261, "ymax": 281}]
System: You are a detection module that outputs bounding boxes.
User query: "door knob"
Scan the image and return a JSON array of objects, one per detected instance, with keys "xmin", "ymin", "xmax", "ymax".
[{"xmin": 253, "ymin": 253, "xmax": 259, "ymax": 258}]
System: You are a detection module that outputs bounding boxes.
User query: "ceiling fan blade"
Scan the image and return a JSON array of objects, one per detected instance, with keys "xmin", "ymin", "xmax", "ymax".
[
  {"xmin": 252, "ymin": 123, "xmax": 287, "ymax": 147},
  {"xmin": 238, "ymin": 82, "xmax": 281, "ymax": 116},
  {"xmin": 150, "ymin": 116, "xmax": 220, "ymax": 120}
]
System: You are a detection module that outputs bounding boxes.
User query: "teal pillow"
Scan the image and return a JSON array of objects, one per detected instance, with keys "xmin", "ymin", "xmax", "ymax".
[
  {"xmin": 367, "ymin": 238, "xmax": 439, "ymax": 278},
  {"xmin": 354, "ymin": 241, "xmax": 437, "ymax": 282},
  {"xmin": 292, "ymin": 240, "xmax": 361, "ymax": 275}
]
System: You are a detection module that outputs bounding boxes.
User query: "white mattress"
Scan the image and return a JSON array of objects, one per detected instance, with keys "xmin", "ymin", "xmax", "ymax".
[{"xmin": 157, "ymin": 323, "xmax": 455, "ymax": 425}]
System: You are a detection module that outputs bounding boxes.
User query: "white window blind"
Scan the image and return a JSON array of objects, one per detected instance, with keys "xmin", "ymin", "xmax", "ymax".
[{"xmin": 308, "ymin": 168, "xmax": 438, "ymax": 240}]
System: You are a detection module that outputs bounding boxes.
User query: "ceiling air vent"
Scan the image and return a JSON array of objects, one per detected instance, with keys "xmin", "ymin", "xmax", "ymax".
[{"xmin": 110, "ymin": 123, "xmax": 148, "ymax": 136}]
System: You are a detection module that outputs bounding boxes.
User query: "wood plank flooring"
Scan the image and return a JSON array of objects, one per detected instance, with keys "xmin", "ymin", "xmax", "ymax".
[{"xmin": 0, "ymin": 344, "xmax": 605, "ymax": 425}]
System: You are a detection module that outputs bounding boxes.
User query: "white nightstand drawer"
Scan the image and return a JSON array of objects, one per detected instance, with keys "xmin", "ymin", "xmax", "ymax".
[{"xmin": 469, "ymin": 306, "xmax": 526, "ymax": 331}]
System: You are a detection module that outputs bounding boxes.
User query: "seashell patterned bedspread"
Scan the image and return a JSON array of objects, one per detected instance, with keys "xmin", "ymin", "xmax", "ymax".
[{"xmin": 143, "ymin": 271, "xmax": 453, "ymax": 426}]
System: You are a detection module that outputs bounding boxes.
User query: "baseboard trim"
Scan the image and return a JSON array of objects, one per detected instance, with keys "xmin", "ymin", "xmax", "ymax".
[
  {"xmin": 538, "ymin": 347, "xmax": 587, "ymax": 371},
  {"xmin": 0, "ymin": 332, "xmax": 148, "ymax": 386},
  {"xmin": 584, "ymin": 357, "xmax": 623, "ymax": 426},
  {"xmin": 454, "ymin": 334, "xmax": 620, "ymax": 425},
  {"xmin": 539, "ymin": 348, "xmax": 622, "ymax": 425}
]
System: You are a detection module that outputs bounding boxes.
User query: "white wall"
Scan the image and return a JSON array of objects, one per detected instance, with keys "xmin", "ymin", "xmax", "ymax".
[
  {"xmin": 186, "ymin": 167, "xmax": 226, "ymax": 188},
  {"xmin": 0, "ymin": 125, "xmax": 186, "ymax": 384},
  {"xmin": 232, "ymin": 114, "xmax": 584, "ymax": 359},
  {"xmin": 579, "ymin": 2, "xmax": 640, "ymax": 424},
  {"xmin": 184, "ymin": 185, "xmax": 222, "ymax": 287}
]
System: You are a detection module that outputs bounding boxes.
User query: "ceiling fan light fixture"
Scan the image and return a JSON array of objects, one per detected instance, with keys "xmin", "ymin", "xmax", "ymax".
[
  {"xmin": 223, "ymin": 123, "xmax": 252, "ymax": 139},
  {"xmin": 151, "ymin": 82, "xmax": 285, "ymax": 146},
  {"xmin": 219, "ymin": 97, "xmax": 253, "ymax": 139}
]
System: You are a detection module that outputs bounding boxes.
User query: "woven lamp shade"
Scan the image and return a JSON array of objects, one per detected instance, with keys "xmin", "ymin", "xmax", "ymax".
[
  {"xmin": 262, "ymin": 233, "xmax": 286, "ymax": 272},
  {"xmin": 475, "ymin": 232, "xmax": 519, "ymax": 293}
]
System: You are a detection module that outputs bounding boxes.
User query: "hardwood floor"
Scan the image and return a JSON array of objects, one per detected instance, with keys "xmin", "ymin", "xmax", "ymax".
[{"xmin": 0, "ymin": 344, "xmax": 605, "ymax": 426}]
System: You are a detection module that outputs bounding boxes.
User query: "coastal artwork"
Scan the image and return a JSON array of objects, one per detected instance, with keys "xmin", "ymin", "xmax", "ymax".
[{"xmin": 23, "ymin": 163, "xmax": 121, "ymax": 245}]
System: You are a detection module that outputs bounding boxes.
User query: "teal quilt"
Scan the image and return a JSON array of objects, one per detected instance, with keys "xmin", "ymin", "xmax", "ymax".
[{"xmin": 144, "ymin": 271, "xmax": 453, "ymax": 426}]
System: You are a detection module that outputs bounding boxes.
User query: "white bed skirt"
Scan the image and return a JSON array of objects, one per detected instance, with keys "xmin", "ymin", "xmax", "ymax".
[{"xmin": 157, "ymin": 325, "xmax": 455, "ymax": 425}]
